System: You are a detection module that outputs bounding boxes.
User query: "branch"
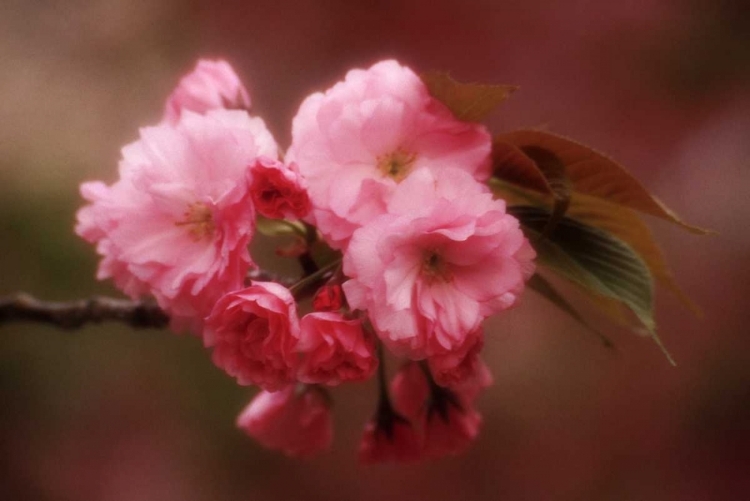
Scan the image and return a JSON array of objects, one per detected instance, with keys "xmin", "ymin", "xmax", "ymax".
[
  {"xmin": 0, "ymin": 293, "xmax": 169, "ymax": 330},
  {"xmin": 0, "ymin": 262, "xmax": 337, "ymax": 331}
]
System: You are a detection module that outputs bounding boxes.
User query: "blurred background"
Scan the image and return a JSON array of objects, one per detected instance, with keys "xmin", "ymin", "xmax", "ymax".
[{"xmin": 1, "ymin": 0, "xmax": 749, "ymax": 499}]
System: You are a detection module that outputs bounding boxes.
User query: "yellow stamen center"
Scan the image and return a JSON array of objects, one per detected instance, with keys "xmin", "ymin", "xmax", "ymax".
[
  {"xmin": 421, "ymin": 249, "xmax": 452, "ymax": 283},
  {"xmin": 175, "ymin": 202, "xmax": 215, "ymax": 241},
  {"xmin": 377, "ymin": 150, "xmax": 416, "ymax": 182}
]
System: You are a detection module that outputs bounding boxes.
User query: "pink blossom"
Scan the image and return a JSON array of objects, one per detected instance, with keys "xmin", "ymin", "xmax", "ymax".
[
  {"xmin": 343, "ymin": 168, "xmax": 536, "ymax": 359},
  {"xmin": 204, "ymin": 282, "xmax": 300, "ymax": 391},
  {"xmin": 296, "ymin": 312, "xmax": 377, "ymax": 386},
  {"xmin": 390, "ymin": 362, "xmax": 484, "ymax": 459},
  {"xmin": 428, "ymin": 332, "xmax": 490, "ymax": 389},
  {"xmin": 424, "ymin": 355, "xmax": 489, "ymax": 459},
  {"xmin": 163, "ymin": 59, "xmax": 251, "ymax": 124},
  {"xmin": 76, "ymin": 109, "xmax": 278, "ymax": 333},
  {"xmin": 248, "ymin": 157, "xmax": 311, "ymax": 220},
  {"xmin": 358, "ymin": 417, "xmax": 422, "ymax": 464},
  {"xmin": 422, "ymin": 401, "xmax": 482, "ymax": 459},
  {"xmin": 237, "ymin": 385, "xmax": 332, "ymax": 458},
  {"xmin": 312, "ymin": 284, "xmax": 343, "ymax": 312},
  {"xmin": 440, "ymin": 356, "xmax": 493, "ymax": 405},
  {"xmin": 287, "ymin": 59, "xmax": 492, "ymax": 249},
  {"xmin": 391, "ymin": 362, "xmax": 430, "ymax": 422}
]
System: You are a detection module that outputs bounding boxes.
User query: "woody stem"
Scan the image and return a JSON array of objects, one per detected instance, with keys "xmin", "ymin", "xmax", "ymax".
[{"xmin": 0, "ymin": 293, "xmax": 169, "ymax": 330}]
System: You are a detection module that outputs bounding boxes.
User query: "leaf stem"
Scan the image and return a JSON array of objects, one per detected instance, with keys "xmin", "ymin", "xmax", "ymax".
[{"xmin": 288, "ymin": 259, "xmax": 341, "ymax": 300}]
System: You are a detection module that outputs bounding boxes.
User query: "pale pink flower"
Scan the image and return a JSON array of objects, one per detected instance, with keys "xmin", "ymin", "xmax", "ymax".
[
  {"xmin": 287, "ymin": 59, "xmax": 492, "ymax": 249},
  {"xmin": 76, "ymin": 109, "xmax": 278, "ymax": 333},
  {"xmin": 248, "ymin": 157, "xmax": 311, "ymax": 220},
  {"xmin": 163, "ymin": 59, "xmax": 251, "ymax": 124},
  {"xmin": 237, "ymin": 385, "xmax": 332, "ymax": 458},
  {"xmin": 358, "ymin": 417, "xmax": 422, "ymax": 464},
  {"xmin": 296, "ymin": 312, "xmax": 377, "ymax": 386},
  {"xmin": 343, "ymin": 168, "xmax": 536, "ymax": 359},
  {"xmin": 204, "ymin": 282, "xmax": 300, "ymax": 391},
  {"xmin": 76, "ymin": 181, "xmax": 154, "ymax": 300}
]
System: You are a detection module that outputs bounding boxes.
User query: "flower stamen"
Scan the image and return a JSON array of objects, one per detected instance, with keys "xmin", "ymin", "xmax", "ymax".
[
  {"xmin": 421, "ymin": 249, "xmax": 452, "ymax": 283},
  {"xmin": 175, "ymin": 202, "xmax": 215, "ymax": 241},
  {"xmin": 377, "ymin": 150, "xmax": 416, "ymax": 182}
]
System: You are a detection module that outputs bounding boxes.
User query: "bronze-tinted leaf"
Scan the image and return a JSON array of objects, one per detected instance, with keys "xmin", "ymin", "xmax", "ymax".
[
  {"xmin": 492, "ymin": 141, "xmax": 551, "ymax": 195},
  {"xmin": 421, "ymin": 72, "xmax": 517, "ymax": 123},
  {"xmin": 511, "ymin": 206, "xmax": 675, "ymax": 364},
  {"xmin": 519, "ymin": 146, "xmax": 572, "ymax": 234},
  {"xmin": 497, "ymin": 130, "xmax": 709, "ymax": 234},
  {"xmin": 492, "ymin": 140, "xmax": 572, "ymax": 234}
]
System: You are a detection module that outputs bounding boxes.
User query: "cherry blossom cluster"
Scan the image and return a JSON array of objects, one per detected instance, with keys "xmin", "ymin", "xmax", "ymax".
[{"xmin": 76, "ymin": 59, "xmax": 535, "ymax": 461}]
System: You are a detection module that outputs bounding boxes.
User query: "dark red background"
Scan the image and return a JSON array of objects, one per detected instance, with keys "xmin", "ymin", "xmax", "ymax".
[{"xmin": 1, "ymin": 1, "xmax": 749, "ymax": 499}]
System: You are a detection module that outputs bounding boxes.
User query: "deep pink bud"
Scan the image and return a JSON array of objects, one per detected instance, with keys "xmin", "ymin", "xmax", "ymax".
[
  {"xmin": 204, "ymin": 282, "xmax": 300, "ymax": 391},
  {"xmin": 428, "ymin": 332, "xmax": 487, "ymax": 388},
  {"xmin": 296, "ymin": 312, "xmax": 377, "ymax": 386},
  {"xmin": 358, "ymin": 417, "xmax": 422, "ymax": 464},
  {"xmin": 422, "ymin": 402, "xmax": 482, "ymax": 459},
  {"xmin": 312, "ymin": 284, "xmax": 343, "ymax": 312},
  {"xmin": 390, "ymin": 361, "xmax": 486, "ymax": 460},
  {"xmin": 391, "ymin": 362, "xmax": 430, "ymax": 422},
  {"xmin": 249, "ymin": 157, "xmax": 311, "ymax": 220},
  {"xmin": 237, "ymin": 385, "xmax": 332, "ymax": 458}
]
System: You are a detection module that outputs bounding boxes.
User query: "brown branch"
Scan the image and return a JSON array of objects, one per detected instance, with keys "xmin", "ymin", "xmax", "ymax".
[
  {"xmin": 1, "ymin": 261, "xmax": 339, "ymax": 331},
  {"xmin": 0, "ymin": 293, "xmax": 169, "ymax": 330}
]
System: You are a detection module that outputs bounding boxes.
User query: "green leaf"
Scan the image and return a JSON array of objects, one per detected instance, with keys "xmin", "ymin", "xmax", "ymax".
[
  {"xmin": 494, "ymin": 130, "xmax": 710, "ymax": 234},
  {"xmin": 527, "ymin": 274, "xmax": 614, "ymax": 348},
  {"xmin": 421, "ymin": 72, "xmax": 517, "ymax": 123},
  {"xmin": 566, "ymin": 192, "xmax": 700, "ymax": 315},
  {"xmin": 511, "ymin": 206, "xmax": 675, "ymax": 364},
  {"xmin": 492, "ymin": 180, "xmax": 700, "ymax": 316},
  {"xmin": 489, "ymin": 178, "xmax": 547, "ymax": 208}
]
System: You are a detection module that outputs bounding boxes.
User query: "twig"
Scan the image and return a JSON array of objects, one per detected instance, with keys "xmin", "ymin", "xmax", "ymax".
[
  {"xmin": 1, "ymin": 262, "xmax": 333, "ymax": 330},
  {"xmin": 246, "ymin": 268, "xmax": 296, "ymax": 287},
  {"xmin": 0, "ymin": 293, "xmax": 169, "ymax": 330},
  {"xmin": 289, "ymin": 259, "xmax": 341, "ymax": 299}
]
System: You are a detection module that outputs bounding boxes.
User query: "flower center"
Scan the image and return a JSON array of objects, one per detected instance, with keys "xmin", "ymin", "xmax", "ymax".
[
  {"xmin": 377, "ymin": 149, "xmax": 416, "ymax": 182},
  {"xmin": 175, "ymin": 202, "xmax": 215, "ymax": 241},
  {"xmin": 421, "ymin": 249, "xmax": 452, "ymax": 283}
]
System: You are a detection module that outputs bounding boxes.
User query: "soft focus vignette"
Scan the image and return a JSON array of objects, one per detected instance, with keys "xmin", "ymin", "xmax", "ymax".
[{"xmin": 1, "ymin": 1, "xmax": 742, "ymax": 498}]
